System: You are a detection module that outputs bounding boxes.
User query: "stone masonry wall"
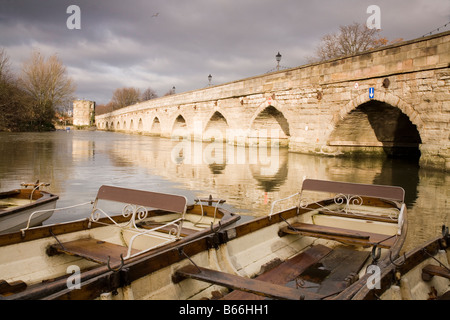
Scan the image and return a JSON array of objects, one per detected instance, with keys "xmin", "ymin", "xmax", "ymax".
[{"xmin": 73, "ymin": 100, "xmax": 95, "ymax": 127}]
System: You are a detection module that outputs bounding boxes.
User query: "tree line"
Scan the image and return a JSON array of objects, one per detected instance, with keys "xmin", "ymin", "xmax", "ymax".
[
  {"xmin": 95, "ymin": 86, "xmax": 175, "ymax": 115},
  {"xmin": 0, "ymin": 49, "xmax": 75, "ymax": 132}
]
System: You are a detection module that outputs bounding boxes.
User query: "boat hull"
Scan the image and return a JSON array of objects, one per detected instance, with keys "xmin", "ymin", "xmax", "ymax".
[
  {"xmin": 351, "ymin": 229, "xmax": 450, "ymax": 300},
  {"xmin": 0, "ymin": 189, "xmax": 59, "ymax": 234}
]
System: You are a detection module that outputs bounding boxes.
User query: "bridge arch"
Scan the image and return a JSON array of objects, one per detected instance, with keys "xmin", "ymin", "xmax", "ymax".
[
  {"xmin": 150, "ymin": 116, "xmax": 161, "ymax": 136},
  {"xmin": 250, "ymin": 101, "xmax": 290, "ymax": 146},
  {"xmin": 204, "ymin": 111, "xmax": 229, "ymax": 142},
  {"xmin": 330, "ymin": 92, "xmax": 423, "ymax": 158},
  {"xmin": 171, "ymin": 114, "xmax": 189, "ymax": 138},
  {"xmin": 336, "ymin": 92, "xmax": 424, "ymax": 131}
]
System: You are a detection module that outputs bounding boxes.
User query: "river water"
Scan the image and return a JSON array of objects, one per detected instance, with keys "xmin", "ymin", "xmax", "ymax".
[{"xmin": 0, "ymin": 130, "xmax": 448, "ymax": 252}]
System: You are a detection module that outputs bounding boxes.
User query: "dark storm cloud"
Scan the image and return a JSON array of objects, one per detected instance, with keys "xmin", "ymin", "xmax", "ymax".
[{"xmin": 0, "ymin": 0, "xmax": 449, "ymax": 104}]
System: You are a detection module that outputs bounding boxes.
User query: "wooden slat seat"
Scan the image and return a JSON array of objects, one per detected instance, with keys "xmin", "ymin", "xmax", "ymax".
[
  {"xmin": 48, "ymin": 238, "xmax": 138, "ymax": 264},
  {"xmin": 95, "ymin": 185, "xmax": 187, "ymax": 215},
  {"xmin": 301, "ymin": 179, "xmax": 405, "ymax": 202},
  {"xmin": 279, "ymin": 222, "xmax": 396, "ymax": 248}
]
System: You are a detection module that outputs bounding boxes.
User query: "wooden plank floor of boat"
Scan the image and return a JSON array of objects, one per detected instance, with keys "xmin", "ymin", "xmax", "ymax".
[
  {"xmin": 221, "ymin": 245, "xmax": 370, "ymax": 300},
  {"xmin": 297, "ymin": 246, "xmax": 370, "ymax": 297},
  {"xmin": 221, "ymin": 244, "xmax": 332, "ymax": 300}
]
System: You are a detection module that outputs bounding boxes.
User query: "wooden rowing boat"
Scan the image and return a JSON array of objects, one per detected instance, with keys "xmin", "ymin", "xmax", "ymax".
[
  {"xmin": 172, "ymin": 179, "xmax": 407, "ymax": 301},
  {"xmin": 350, "ymin": 226, "xmax": 450, "ymax": 300},
  {"xmin": 3, "ymin": 179, "xmax": 406, "ymax": 300},
  {"xmin": 0, "ymin": 182, "xmax": 59, "ymax": 234},
  {"xmin": 0, "ymin": 185, "xmax": 239, "ymax": 299}
]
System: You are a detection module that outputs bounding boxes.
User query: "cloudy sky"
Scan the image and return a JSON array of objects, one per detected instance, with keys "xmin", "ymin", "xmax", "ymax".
[{"xmin": 1, "ymin": 0, "xmax": 449, "ymax": 105}]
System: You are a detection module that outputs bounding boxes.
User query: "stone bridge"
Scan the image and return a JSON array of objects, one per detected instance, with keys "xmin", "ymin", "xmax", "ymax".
[{"xmin": 95, "ymin": 31, "xmax": 450, "ymax": 171}]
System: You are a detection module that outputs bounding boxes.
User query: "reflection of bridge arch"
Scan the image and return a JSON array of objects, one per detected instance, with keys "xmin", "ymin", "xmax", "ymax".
[
  {"xmin": 330, "ymin": 93, "xmax": 423, "ymax": 158},
  {"xmin": 249, "ymin": 148, "xmax": 289, "ymax": 192}
]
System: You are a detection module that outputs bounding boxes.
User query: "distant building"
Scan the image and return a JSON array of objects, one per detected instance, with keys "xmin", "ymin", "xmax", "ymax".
[{"xmin": 73, "ymin": 100, "xmax": 95, "ymax": 126}]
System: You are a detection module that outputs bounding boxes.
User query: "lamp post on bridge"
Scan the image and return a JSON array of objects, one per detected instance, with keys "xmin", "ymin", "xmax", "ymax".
[
  {"xmin": 276, "ymin": 52, "xmax": 282, "ymax": 71},
  {"xmin": 208, "ymin": 74, "xmax": 212, "ymax": 87}
]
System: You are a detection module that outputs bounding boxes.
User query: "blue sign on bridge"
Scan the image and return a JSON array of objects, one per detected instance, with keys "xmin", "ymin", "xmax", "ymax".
[{"xmin": 369, "ymin": 87, "xmax": 375, "ymax": 99}]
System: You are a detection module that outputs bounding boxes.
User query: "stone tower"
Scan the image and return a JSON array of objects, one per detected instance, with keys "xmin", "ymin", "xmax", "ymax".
[{"xmin": 73, "ymin": 100, "xmax": 95, "ymax": 126}]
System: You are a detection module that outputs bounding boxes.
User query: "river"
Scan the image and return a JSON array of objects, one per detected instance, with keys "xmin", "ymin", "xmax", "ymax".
[{"xmin": 0, "ymin": 130, "xmax": 448, "ymax": 252}]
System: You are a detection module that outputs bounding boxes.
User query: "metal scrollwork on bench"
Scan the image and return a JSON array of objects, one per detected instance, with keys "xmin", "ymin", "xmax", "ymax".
[
  {"xmin": 269, "ymin": 182, "xmax": 404, "ymax": 223},
  {"xmin": 124, "ymin": 204, "xmax": 149, "ymax": 228},
  {"xmin": 89, "ymin": 204, "xmax": 150, "ymax": 230},
  {"xmin": 89, "ymin": 202, "xmax": 185, "ymax": 260},
  {"xmin": 334, "ymin": 193, "xmax": 364, "ymax": 213},
  {"xmin": 298, "ymin": 193, "xmax": 400, "ymax": 220}
]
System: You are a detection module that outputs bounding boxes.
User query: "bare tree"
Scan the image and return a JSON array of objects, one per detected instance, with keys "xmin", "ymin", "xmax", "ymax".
[
  {"xmin": 110, "ymin": 87, "xmax": 141, "ymax": 109},
  {"xmin": 0, "ymin": 49, "xmax": 34, "ymax": 131},
  {"xmin": 141, "ymin": 87, "xmax": 158, "ymax": 101},
  {"xmin": 309, "ymin": 22, "xmax": 401, "ymax": 63},
  {"xmin": 20, "ymin": 50, "xmax": 76, "ymax": 129},
  {"xmin": 0, "ymin": 49, "xmax": 11, "ymax": 82}
]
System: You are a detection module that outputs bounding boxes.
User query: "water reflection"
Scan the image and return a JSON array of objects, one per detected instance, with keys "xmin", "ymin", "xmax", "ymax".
[
  {"xmin": 0, "ymin": 131, "xmax": 448, "ymax": 251},
  {"xmin": 249, "ymin": 150, "xmax": 289, "ymax": 192},
  {"xmin": 372, "ymin": 158, "xmax": 420, "ymax": 207}
]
